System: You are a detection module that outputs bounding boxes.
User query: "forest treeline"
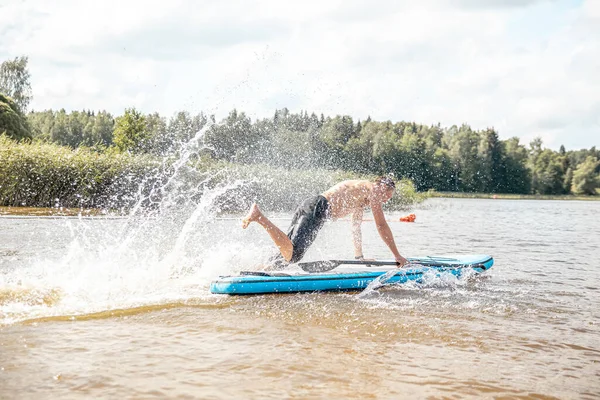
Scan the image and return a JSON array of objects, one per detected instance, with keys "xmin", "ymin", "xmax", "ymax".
[{"xmin": 15, "ymin": 107, "xmax": 600, "ymax": 196}]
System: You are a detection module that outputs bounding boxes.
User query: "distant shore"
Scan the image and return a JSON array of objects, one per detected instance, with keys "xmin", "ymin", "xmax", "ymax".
[
  {"xmin": 429, "ymin": 191, "xmax": 600, "ymax": 201},
  {"xmin": 2, "ymin": 189, "xmax": 599, "ymax": 218},
  {"xmin": 0, "ymin": 206, "xmax": 106, "ymax": 217}
]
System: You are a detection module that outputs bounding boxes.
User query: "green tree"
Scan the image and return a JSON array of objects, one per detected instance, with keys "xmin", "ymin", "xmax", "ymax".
[
  {"xmin": 167, "ymin": 111, "xmax": 203, "ymax": 146},
  {"xmin": 50, "ymin": 109, "xmax": 69, "ymax": 145},
  {"xmin": 528, "ymin": 137, "xmax": 544, "ymax": 191},
  {"xmin": 568, "ymin": 147, "xmax": 600, "ymax": 171},
  {"xmin": 81, "ymin": 111, "xmax": 96, "ymax": 146},
  {"xmin": 113, "ymin": 108, "xmax": 149, "ymax": 153},
  {"xmin": 343, "ymin": 120, "xmax": 378, "ymax": 174},
  {"xmin": 92, "ymin": 111, "xmax": 115, "ymax": 146},
  {"xmin": 421, "ymin": 124, "xmax": 444, "ymax": 152},
  {"xmin": 145, "ymin": 112, "xmax": 168, "ymax": 155},
  {"xmin": 27, "ymin": 110, "xmax": 55, "ymax": 140},
  {"xmin": 67, "ymin": 110, "xmax": 86, "ymax": 147},
  {"xmin": 204, "ymin": 109, "xmax": 256, "ymax": 162},
  {"xmin": 371, "ymin": 122, "xmax": 403, "ymax": 175},
  {"xmin": 271, "ymin": 126, "xmax": 313, "ymax": 169},
  {"xmin": 571, "ymin": 156, "xmax": 600, "ymax": 195},
  {"xmin": 499, "ymin": 137, "xmax": 530, "ymax": 194},
  {"xmin": 319, "ymin": 115, "xmax": 356, "ymax": 169},
  {"xmin": 0, "ymin": 93, "xmax": 31, "ymax": 141},
  {"xmin": 477, "ymin": 129, "xmax": 503, "ymax": 192},
  {"xmin": 396, "ymin": 130, "xmax": 432, "ymax": 190},
  {"xmin": 563, "ymin": 167, "xmax": 574, "ymax": 193},
  {"xmin": 532, "ymin": 149, "xmax": 566, "ymax": 194},
  {"xmin": 430, "ymin": 148, "xmax": 455, "ymax": 191},
  {"xmin": 0, "ymin": 56, "xmax": 32, "ymax": 112},
  {"xmin": 445, "ymin": 125, "xmax": 482, "ymax": 192}
]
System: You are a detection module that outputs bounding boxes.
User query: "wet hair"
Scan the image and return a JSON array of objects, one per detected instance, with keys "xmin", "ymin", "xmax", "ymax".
[{"xmin": 373, "ymin": 175, "xmax": 396, "ymax": 189}]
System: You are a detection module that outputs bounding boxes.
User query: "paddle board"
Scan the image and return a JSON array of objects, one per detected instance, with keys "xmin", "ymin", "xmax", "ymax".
[{"xmin": 210, "ymin": 254, "xmax": 493, "ymax": 295}]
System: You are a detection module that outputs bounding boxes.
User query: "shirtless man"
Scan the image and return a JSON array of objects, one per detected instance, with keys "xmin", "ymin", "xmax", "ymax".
[{"xmin": 241, "ymin": 176, "xmax": 409, "ymax": 269}]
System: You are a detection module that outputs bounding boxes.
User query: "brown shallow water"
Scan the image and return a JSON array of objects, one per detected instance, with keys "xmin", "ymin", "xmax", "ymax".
[{"xmin": 1, "ymin": 198, "xmax": 599, "ymax": 399}]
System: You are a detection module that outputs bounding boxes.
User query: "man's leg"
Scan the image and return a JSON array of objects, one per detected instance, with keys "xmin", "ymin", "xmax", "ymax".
[{"xmin": 242, "ymin": 203, "xmax": 294, "ymax": 262}]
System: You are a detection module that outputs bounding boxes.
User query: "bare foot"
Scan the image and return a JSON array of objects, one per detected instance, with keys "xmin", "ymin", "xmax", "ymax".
[{"xmin": 242, "ymin": 203, "xmax": 263, "ymax": 229}]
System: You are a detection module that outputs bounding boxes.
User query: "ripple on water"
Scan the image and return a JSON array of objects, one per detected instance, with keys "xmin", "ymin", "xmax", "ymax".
[{"xmin": 2, "ymin": 198, "xmax": 600, "ymax": 398}]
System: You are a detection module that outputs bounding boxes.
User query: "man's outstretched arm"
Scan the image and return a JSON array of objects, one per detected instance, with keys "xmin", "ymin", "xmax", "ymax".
[{"xmin": 371, "ymin": 202, "xmax": 408, "ymax": 266}]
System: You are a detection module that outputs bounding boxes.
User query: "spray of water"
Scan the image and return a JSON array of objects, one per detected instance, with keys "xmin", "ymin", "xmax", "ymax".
[
  {"xmin": 356, "ymin": 263, "xmax": 482, "ymax": 300},
  {"xmin": 0, "ymin": 124, "xmax": 269, "ymax": 324}
]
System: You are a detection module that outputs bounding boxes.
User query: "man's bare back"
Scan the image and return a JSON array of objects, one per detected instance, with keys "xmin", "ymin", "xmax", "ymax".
[
  {"xmin": 241, "ymin": 177, "xmax": 408, "ymax": 267},
  {"xmin": 321, "ymin": 179, "xmax": 375, "ymax": 220}
]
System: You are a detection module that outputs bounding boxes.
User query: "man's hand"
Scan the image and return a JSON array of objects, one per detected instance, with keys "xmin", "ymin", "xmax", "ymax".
[{"xmin": 395, "ymin": 255, "xmax": 409, "ymax": 268}]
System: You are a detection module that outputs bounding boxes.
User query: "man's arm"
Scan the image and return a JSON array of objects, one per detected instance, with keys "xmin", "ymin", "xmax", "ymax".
[
  {"xmin": 370, "ymin": 201, "xmax": 408, "ymax": 266},
  {"xmin": 351, "ymin": 208, "xmax": 364, "ymax": 258}
]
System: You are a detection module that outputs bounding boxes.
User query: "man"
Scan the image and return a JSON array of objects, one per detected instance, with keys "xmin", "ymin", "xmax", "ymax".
[{"xmin": 241, "ymin": 176, "xmax": 409, "ymax": 269}]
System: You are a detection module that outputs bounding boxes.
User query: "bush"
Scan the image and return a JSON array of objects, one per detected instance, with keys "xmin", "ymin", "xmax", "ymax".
[{"xmin": 0, "ymin": 135, "xmax": 157, "ymax": 208}]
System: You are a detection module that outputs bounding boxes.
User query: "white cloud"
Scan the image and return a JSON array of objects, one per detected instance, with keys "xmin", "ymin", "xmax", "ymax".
[{"xmin": 0, "ymin": 0, "xmax": 597, "ymax": 149}]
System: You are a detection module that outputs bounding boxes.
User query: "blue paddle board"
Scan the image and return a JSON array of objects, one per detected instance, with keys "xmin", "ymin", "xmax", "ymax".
[{"xmin": 210, "ymin": 254, "xmax": 493, "ymax": 295}]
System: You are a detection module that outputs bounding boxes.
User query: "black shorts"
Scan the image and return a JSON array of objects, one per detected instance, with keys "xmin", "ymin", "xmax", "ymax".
[{"xmin": 269, "ymin": 195, "xmax": 331, "ymax": 269}]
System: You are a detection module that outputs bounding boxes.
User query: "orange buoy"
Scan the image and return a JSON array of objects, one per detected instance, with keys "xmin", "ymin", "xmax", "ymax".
[{"xmin": 399, "ymin": 213, "xmax": 416, "ymax": 222}]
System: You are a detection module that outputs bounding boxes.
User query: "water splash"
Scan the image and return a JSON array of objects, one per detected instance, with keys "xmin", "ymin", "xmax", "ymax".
[
  {"xmin": 356, "ymin": 264, "xmax": 483, "ymax": 300},
  {"xmin": 0, "ymin": 124, "xmax": 265, "ymax": 324},
  {"xmin": 356, "ymin": 263, "xmax": 429, "ymax": 298}
]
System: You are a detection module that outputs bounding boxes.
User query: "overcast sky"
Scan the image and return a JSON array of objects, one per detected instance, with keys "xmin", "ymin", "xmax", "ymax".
[{"xmin": 1, "ymin": 0, "xmax": 598, "ymax": 150}]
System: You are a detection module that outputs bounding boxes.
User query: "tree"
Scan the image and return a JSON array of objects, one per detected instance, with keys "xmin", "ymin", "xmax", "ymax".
[
  {"xmin": 571, "ymin": 156, "xmax": 600, "ymax": 195},
  {"xmin": 27, "ymin": 110, "xmax": 55, "ymax": 140},
  {"xmin": 204, "ymin": 109, "xmax": 257, "ymax": 162},
  {"xmin": 477, "ymin": 128, "xmax": 502, "ymax": 192},
  {"xmin": 532, "ymin": 149, "xmax": 566, "ymax": 194},
  {"xmin": 271, "ymin": 126, "xmax": 313, "ymax": 169},
  {"xmin": 430, "ymin": 148, "xmax": 455, "ymax": 191},
  {"xmin": 92, "ymin": 111, "xmax": 115, "ymax": 146},
  {"xmin": 499, "ymin": 137, "xmax": 530, "ymax": 194},
  {"xmin": 145, "ymin": 112, "xmax": 168, "ymax": 155},
  {"xmin": 318, "ymin": 115, "xmax": 356, "ymax": 169},
  {"xmin": 0, "ymin": 56, "xmax": 32, "ymax": 112},
  {"xmin": 113, "ymin": 108, "xmax": 149, "ymax": 153},
  {"xmin": 563, "ymin": 167, "xmax": 574, "ymax": 193},
  {"xmin": 445, "ymin": 125, "xmax": 483, "ymax": 192},
  {"xmin": 343, "ymin": 121, "xmax": 379, "ymax": 174},
  {"xmin": 371, "ymin": 122, "xmax": 403, "ymax": 176},
  {"xmin": 167, "ymin": 111, "xmax": 197, "ymax": 146},
  {"xmin": 396, "ymin": 130, "xmax": 432, "ymax": 190},
  {"xmin": 0, "ymin": 93, "xmax": 31, "ymax": 141},
  {"xmin": 50, "ymin": 109, "xmax": 69, "ymax": 145},
  {"xmin": 66, "ymin": 110, "xmax": 86, "ymax": 147}
]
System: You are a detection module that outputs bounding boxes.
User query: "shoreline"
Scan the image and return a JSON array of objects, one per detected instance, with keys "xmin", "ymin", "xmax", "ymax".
[
  {"xmin": 0, "ymin": 206, "xmax": 108, "ymax": 217},
  {"xmin": 428, "ymin": 191, "xmax": 600, "ymax": 201},
  {"xmin": 3, "ymin": 190, "xmax": 599, "ymax": 218}
]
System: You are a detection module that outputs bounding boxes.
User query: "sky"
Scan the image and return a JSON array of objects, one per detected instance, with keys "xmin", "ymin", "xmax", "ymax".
[{"xmin": 0, "ymin": 0, "xmax": 598, "ymax": 150}]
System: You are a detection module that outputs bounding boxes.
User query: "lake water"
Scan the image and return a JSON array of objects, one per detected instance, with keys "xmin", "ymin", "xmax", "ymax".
[{"xmin": 1, "ymin": 198, "xmax": 599, "ymax": 399}]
